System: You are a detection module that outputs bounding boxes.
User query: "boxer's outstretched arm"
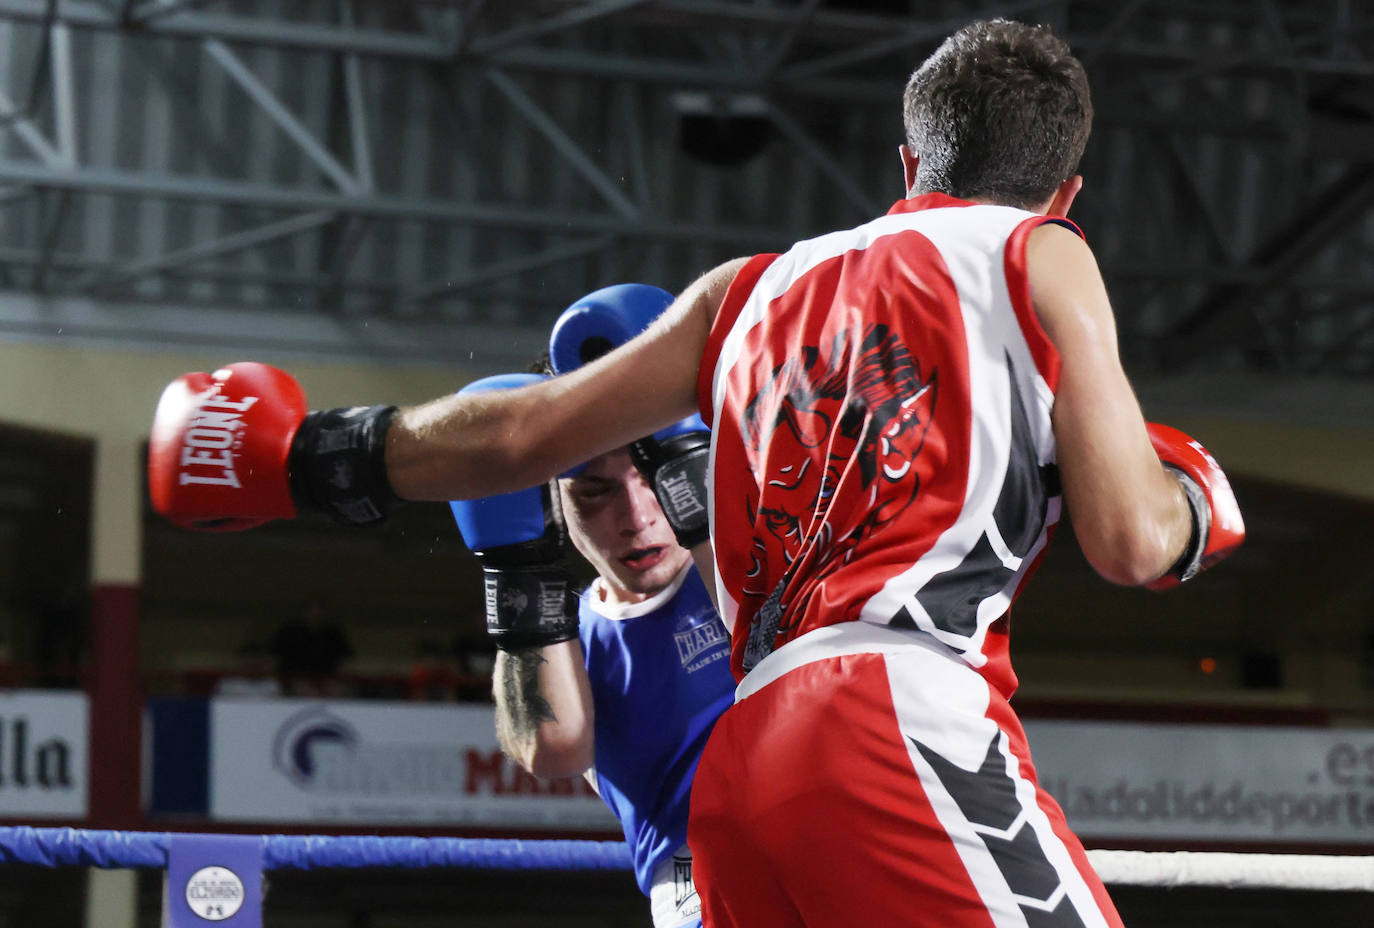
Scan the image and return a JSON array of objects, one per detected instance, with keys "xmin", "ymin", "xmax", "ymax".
[
  {"xmin": 493, "ymin": 640, "xmax": 595, "ymax": 779},
  {"xmin": 149, "ymin": 260, "xmax": 746, "ymax": 531},
  {"xmin": 1027, "ymin": 224, "xmax": 1192, "ymax": 586},
  {"xmin": 387, "ymin": 258, "xmax": 748, "ymax": 503}
]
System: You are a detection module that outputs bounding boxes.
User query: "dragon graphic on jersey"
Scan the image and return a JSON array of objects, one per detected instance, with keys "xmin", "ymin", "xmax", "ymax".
[{"xmin": 738, "ymin": 322, "xmax": 936, "ymax": 667}]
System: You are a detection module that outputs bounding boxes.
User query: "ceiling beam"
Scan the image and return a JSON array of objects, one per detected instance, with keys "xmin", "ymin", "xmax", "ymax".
[
  {"xmin": 1162, "ymin": 164, "xmax": 1374, "ymax": 369},
  {"xmin": 0, "ymin": 159, "xmax": 783, "ymax": 249}
]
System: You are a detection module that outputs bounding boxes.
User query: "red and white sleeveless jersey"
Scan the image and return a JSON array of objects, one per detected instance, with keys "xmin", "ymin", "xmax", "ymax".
[{"xmin": 697, "ymin": 194, "xmax": 1079, "ymax": 698}]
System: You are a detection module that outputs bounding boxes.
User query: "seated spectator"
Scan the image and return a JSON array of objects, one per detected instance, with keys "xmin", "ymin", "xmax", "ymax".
[{"xmin": 270, "ymin": 599, "xmax": 354, "ymax": 697}]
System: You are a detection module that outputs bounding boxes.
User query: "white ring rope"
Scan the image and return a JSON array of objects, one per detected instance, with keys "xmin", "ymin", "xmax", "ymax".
[{"xmin": 1087, "ymin": 850, "xmax": 1374, "ymax": 892}]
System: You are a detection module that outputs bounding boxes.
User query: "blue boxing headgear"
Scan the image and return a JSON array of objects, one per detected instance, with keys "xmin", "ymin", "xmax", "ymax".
[
  {"xmin": 549, "ymin": 283, "xmax": 707, "ymax": 479},
  {"xmin": 549, "ymin": 283, "xmax": 712, "ymax": 550},
  {"xmin": 548, "ymin": 283, "xmax": 675, "ymax": 374},
  {"xmin": 449, "ymin": 373, "xmax": 551, "ymax": 550}
]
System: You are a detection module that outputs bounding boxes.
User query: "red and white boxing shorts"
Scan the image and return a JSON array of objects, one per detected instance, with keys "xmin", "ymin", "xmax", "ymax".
[{"xmin": 687, "ymin": 622, "xmax": 1124, "ymax": 928}]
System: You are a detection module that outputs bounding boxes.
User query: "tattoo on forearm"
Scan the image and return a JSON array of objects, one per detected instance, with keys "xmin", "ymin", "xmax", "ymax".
[{"xmin": 497, "ymin": 650, "xmax": 557, "ymax": 749}]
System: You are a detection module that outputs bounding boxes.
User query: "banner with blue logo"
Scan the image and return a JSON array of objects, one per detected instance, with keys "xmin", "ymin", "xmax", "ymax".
[{"xmin": 208, "ymin": 700, "xmax": 616, "ymax": 829}]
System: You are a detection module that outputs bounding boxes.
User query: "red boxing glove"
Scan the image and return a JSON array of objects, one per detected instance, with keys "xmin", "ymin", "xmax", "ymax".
[
  {"xmin": 149, "ymin": 362, "xmax": 399, "ymax": 531},
  {"xmin": 1144, "ymin": 422, "xmax": 1246, "ymax": 590},
  {"xmin": 149, "ymin": 362, "xmax": 306, "ymax": 531}
]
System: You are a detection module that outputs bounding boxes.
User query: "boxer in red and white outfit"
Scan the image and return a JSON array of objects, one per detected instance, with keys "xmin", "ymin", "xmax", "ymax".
[
  {"xmin": 688, "ymin": 196, "xmax": 1120, "ymax": 928},
  {"xmin": 149, "ymin": 18, "xmax": 1244, "ymax": 928},
  {"xmin": 676, "ymin": 24, "xmax": 1240, "ymax": 927}
]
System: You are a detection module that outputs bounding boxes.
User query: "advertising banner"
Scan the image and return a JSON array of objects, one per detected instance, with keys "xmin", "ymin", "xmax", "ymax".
[
  {"xmin": 207, "ymin": 703, "xmax": 1374, "ymax": 843},
  {"xmin": 1025, "ymin": 719, "xmax": 1374, "ymax": 844},
  {"xmin": 209, "ymin": 700, "xmax": 616, "ymax": 829},
  {"xmin": 0, "ymin": 690, "xmax": 88, "ymax": 819}
]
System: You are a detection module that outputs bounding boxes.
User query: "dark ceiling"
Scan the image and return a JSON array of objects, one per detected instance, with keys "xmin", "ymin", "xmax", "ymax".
[
  {"xmin": 0, "ymin": 3, "xmax": 1368, "ymax": 694},
  {"xmin": 0, "ymin": 0, "xmax": 1368, "ymax": 377}
]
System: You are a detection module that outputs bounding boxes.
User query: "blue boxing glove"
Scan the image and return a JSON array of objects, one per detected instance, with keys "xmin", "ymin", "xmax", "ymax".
[
  {"xmin": 449, "ymin": 374, "xmax": 578, "ymax": 651},
  {"xmin": 550, "ymin": 284, "xmax": 711, "ymax": 548},
  {"xmin": 548, "ymin": 283, "xmax": 674, "ymax": 375}
]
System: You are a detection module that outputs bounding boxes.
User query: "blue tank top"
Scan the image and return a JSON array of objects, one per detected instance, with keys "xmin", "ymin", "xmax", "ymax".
[{"xmin": 579, "ymin": 564, "xmax": 734, "ymax": 895}]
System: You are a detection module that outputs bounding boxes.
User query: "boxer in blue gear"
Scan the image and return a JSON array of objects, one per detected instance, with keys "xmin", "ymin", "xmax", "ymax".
[
  {"xmin": 466, "ymin": 286, "xmax": 734, "ymax": 928},
  {"xmin": 552, "ymin": 285, "xmax": 714, "ymax": 553}
]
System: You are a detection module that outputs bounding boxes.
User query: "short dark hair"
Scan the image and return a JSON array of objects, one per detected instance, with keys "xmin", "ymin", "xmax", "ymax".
[
  {"xmin": 529, "ymin": 350, "xmax": 554, "ymax": 376},
  {"xmin": 902, "ymin": 19, "xmax": 1092, "ymax": 209}
]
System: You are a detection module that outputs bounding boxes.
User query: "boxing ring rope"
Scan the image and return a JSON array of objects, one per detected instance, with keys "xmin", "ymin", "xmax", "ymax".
[
  {"xmin": 1086, "ymin": 849, "xmax": 1374, "ymax": 892},
  {"xmin": 1, "ymin": 827, "xmax": 1371, "ymax": 886},
  {"xmin": 1, "ymin": 827, "xmax": 1370, "ymax": 925},
  {"xmin": 0, "ymin": 826, "xmax": 631, "ymax": 872}
]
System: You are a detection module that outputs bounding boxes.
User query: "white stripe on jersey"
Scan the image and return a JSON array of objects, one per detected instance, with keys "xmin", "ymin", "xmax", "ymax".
[
  {"xmin": 709, "ymin": 212, "xmax": 950, "ymax": 419},
  {"xmin": 847, "ymin": 204, "xmax": 1058, "ymax": 666},
  {"xmin": 886, "ymin": 649, "xmax": 1114, "ymax": 928},
  {"xmin": 707, "ymin": 212, "xmax": 943, "ymax": 636},
  {"xmin": 737, "ymin": 621, "xmax": 1115, "ymax": 927},
  {"xmin": 709, "ymin": 202, "xmax": 1060, "ymax": 670}
]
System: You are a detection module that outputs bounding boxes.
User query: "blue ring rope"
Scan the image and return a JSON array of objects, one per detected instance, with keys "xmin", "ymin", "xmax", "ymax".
[{"xmin": 0, "ymin": 827, "xmax": 633, "ymax": 872}]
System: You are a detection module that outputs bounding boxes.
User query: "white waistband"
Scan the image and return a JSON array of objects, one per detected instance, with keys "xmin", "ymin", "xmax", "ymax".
[
  {"xmin": 648, "ymin": 845, "xmax": 700, "ymax": 928},
  {"xmin": 735, "ymin": 621, "xmax": 955, "ymax": 702}
]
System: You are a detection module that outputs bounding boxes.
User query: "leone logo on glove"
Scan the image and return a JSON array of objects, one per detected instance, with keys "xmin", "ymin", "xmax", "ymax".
[
  {"xmin": 486, "ymin": 577, "xmax": 523, "ymax": 619},
  {"xmin": 536, "ymin": 581, "xmax": 568, "ymax": 624},
  {"xmin": 485, "ymin": 579, "xmax": 569, "ymax": 626},
  {"xmin": 176, "ymin": 387, "xmax": 259, "ymax": 489},
  {"xmin": 657, "ymin": 465, "xmax": 707, "ymax": 524}
]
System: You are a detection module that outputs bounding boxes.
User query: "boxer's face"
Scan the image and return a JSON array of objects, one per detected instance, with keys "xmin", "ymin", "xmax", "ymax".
[{"xmin": 558, "ymin": 448, "xmax": 690, "ymax": 604}]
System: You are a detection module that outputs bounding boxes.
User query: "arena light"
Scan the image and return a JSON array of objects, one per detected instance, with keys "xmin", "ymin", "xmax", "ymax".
[{"xmin": 672, "ymin": 91, "xmax": 774, "ymax": 167}]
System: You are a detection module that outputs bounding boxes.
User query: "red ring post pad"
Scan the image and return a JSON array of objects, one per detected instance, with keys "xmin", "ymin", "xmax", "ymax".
[{"xmin": 166, "ymin": 834, "xmax": 263, "ymax": 928}]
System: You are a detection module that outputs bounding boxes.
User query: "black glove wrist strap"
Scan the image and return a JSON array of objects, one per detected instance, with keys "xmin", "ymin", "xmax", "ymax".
[
  {"xmin": 1163, "ymin": 465, "xmax": 1211, "ymax": 584},
  {"xmin": 484, "ymin": 564, "xmax": 579, "ymax": 651},
  {"xmin": 289, "ymin": 405, "xmax": 399, "ymax": 525}
]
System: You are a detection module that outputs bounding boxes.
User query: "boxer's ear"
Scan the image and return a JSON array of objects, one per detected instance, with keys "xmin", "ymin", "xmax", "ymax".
[{"xmin": 899, "ymin": 144, "xmax": 919, "ymax": 195}]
